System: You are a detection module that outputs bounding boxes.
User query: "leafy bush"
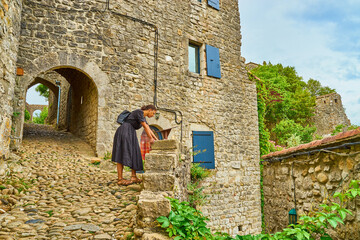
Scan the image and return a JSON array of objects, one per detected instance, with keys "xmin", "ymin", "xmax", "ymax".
[
  {"xmin": 331, "ymin": 124, "xmax": 345, "ymax": 136},
  {"xmin": 188, "ymin": 163, "xmax": 212, "ymax": 208},
  {"xmin": 286, "ymin": 133, "xmax": 302, "ymax": 148},
  {"xmin": 268, "ymin": 140, "xmax": 284, "ymax": 152},
  {"xmin": 24, "ymin": 110, "xmax": 31, "ymax": 121},
  {"xmin": 273, "ymin": 119, "xmax": 316, "ymax": 146},
  {"xmin": 33, "ymin": 107, "xmax": 48, "ymax": 124},
  {"xmin": 158, "ymin": 180, "xmax": 360, "ymax": 240},
  {"xmin": 157, "ymin": 198, "xmax": 213, "ymax": 239},
  {"xmin": 190, "ymin": 163, "xmax": 212, "ymax": 182}
]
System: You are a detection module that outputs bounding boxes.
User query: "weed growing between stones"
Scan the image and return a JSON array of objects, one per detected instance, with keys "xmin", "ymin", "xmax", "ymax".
[
  {"xmin": 187, "ymin": 163, "xmax": 212, "ymax": 208},
  {"xmin": 157, "ymin": 180, "xmax": 360, "ymax": 240}
]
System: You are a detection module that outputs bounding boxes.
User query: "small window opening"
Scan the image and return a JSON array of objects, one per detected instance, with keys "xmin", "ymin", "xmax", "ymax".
[
  {"xmin": 335, "ymin": 99, "xmax": 338, "ymax": 103},
  {"xmin": 189, "ymin": 43, "xmax": 200, "ymax": 74},
  {"xmin": 324, "ymin": 100, "xmax": 326, "ymax": 104},
  {"xmin": 238, "ymin": 225, "xmax": 242, "ymax": 232}
]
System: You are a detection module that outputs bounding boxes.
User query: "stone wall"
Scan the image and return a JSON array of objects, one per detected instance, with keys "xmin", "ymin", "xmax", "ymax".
[
  {"xmin": 0, "ymin": 0, "xmax": 22, "ymax": 159},
  {"xmin": 6, "ymin": 0, "xmax": 261, "ymax": 234},
  {"xmin": 312, "ymin": 93, "xmax": 351, "ymax": 137},
  {"xmin": 262, "ymin": 128, "xmax": 360, "ymax": 239}
]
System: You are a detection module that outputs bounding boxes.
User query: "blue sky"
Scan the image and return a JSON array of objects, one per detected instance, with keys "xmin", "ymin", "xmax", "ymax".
[
  {"xmin": 26, "ymin": 84, "xmax": 48, "ymax": 105},
  {"xmin": 238, "ymin": 0, "xmax": 360, "ymax": 125}
]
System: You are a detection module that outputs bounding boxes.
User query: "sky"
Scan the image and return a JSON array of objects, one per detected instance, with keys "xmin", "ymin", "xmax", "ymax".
[
  {"xmin": 238, "ymin": 0, "xmax": 360, "ymax": 126},
  {"xmin": 26, "ymin": 84, "xmax": 48, "ymax": 105}
]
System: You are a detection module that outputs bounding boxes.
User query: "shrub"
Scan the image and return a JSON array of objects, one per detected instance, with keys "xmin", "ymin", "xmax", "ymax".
[{"xmin": 33, "ymin": 107, "xmax": 48, "ymax": 124}]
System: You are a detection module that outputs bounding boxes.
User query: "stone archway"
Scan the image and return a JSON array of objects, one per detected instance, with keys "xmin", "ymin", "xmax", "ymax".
[
  {"xmin": 25, "ymin": 103, "xmax": 47, "ymax": 121},
  {"xmin": 13, "ymin": 51, "xmax": 111, "ymax": 156}
]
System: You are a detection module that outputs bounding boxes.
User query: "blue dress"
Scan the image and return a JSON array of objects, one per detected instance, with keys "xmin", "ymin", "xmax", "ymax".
[{"xmin": 111, "ymin": 109, "xmax": 146, "ymax": 170}]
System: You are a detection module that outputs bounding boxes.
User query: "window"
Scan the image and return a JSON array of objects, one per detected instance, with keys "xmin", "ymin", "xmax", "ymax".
[
  {"xmin": 208, "ymin": 0, "xmax": 220, "ymax": 10},
  {"xmin": 192, "ymin": 131, "xmax": 215, "ymax": 169},
  {"xmin": 206, "ymin": 45, "xmax": 221, "ymax": 78},
  {"xmin": 189, "ymin": 43, "xmax": 200, "ymax": 74}
]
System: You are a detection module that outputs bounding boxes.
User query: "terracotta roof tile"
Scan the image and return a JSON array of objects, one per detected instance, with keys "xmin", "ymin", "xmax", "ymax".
[{"xmin": 262, "ymin": 127, "xmax": 360, "ymax": 159}]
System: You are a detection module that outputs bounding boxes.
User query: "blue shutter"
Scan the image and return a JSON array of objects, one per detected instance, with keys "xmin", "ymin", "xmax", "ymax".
[
  {"xmin": 192, "ymin": 131, "xmax": 215, "ymax": 169},
  {"xmin": 206, "ymin": 45, "xmax": 221, "ymax": 78},
  {"xmin": 208, "ymin": 0, "xmax": 220, "ymax": 10}
]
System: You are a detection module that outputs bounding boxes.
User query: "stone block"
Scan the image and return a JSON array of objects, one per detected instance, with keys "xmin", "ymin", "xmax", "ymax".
[
  {"xmin": 137, "ymin": 191, "xmax": 171, "ymax": 228},
  {"xmin": 143, "ymin": 173, "xmax": 175, "ymax": 192},
  {"xmin": 151, "ymin": 140, "xmax": 178, "ymax": 150},
  {"xmin": 145, "ymin": 153, "xmax": 176, "ymax": 172},
  {"xmin": 142, "ymin": 233, "xmax": 170, "ymax": 240},
  {"xmin": 316, "ymin": 173, "xmax": 328, "ymax": 184}
]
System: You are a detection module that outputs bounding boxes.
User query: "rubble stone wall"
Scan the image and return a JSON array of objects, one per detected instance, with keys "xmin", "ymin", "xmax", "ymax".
[
  {"xmin": 263, "ymin": 137, "xmax": 360, "ymax": 239},
  {"xmin": 6, "ymin": 0, "xmax": 261, "ymax": 234},
  {"xmin": 312, "ymin": 93, "xmax": 351, "ymax": 136},
  {"xmin": 0, "ymin": 0, "xmax": 22, "ymax": 159}
]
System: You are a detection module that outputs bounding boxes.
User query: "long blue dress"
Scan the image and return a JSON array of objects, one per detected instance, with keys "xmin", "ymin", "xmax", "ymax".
[{"xmin": 111, "ymin": 109, "xmax": 146, "ymax": 171}]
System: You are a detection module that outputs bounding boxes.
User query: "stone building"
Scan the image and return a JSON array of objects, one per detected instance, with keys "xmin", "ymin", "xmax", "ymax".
[
  {"xmin": 0, "ymin": 0, "xmax": 262, "ymax": 235},
  {"xmin": 262, "ymin": 128, "xmax": 360, "ymax": 239},
  {"xmin": 312, "ymin": 92, "xmax": 351, "ymax": 137}
]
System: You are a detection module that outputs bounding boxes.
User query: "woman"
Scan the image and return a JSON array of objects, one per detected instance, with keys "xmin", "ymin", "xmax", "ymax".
[{"xmin": 112, "ymin": 105, "xmax": 158, "ymax": 185}]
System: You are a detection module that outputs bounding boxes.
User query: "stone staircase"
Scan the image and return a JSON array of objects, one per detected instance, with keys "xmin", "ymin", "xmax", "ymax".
[{"xmin": 134, "ymin": 140, "xmax": 190, "ymax": 240}]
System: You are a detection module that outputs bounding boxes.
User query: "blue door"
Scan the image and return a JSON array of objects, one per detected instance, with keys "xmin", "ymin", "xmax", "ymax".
[{"xmin": 192, "ymin": 131, "xmax": 215, "ymax": 169}]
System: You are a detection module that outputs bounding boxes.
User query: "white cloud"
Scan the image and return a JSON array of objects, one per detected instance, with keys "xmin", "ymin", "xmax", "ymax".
[
  {"xmin": 239, "ymin": 0, "xmax": 360, "ymax": 125},
  {"xmin": 26, "ymin": 84, "xmax": 48, "ymax": 105}
]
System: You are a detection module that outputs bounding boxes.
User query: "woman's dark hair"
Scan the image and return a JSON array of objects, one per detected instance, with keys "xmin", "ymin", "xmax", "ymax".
[{"xmin": 141, "ymin": 104, "xmax": 157, "ymax": 111}]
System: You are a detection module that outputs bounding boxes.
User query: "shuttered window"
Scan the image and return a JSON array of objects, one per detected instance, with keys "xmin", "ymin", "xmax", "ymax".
[
  {"xmin": 208, "ymin": 0, "xmax": 220, "ymax": 10},
  {"xmin": 192, "ymin": 131, "xmax": 215, "ymax": 169},
  {"xmin": 206, "ymin": 45, "xmax": 221, "ymax": 78}
]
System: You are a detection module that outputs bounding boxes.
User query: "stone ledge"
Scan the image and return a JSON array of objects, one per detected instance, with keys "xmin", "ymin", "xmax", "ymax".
[{"xmin": 151, "ymin": 140, "xmax": 178, "ymax": 150}]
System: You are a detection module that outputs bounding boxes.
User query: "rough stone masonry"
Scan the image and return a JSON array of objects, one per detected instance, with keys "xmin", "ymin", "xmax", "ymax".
[{"xmin": 0, "ymin": 0, "xmax": 261, "ymax": 235}]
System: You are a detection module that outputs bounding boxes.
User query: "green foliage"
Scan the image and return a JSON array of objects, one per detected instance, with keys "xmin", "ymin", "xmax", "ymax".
[
  {"xmin": 306, "ymin": 79, "xmax": 336, "ymax": 97},
  {"xmin": 190, "ymin": 163, "xmax": 211, "ymax": 182},
  {"xmin": 286, "ymin": 134, "xmax": 302, "ymax": 148},
  {"xmin": 33, "ymin": 107, "xmax": 48, "ymax": 124},
  {"xmin": 188, "ymin": 163, "xmax": 212, "ymax": 207},
  {"xmin": 158, "ymin": 180, "xmax": 360, "ymax": 240},
  {"xmin": 273, "ymin": 119, "xmax": 316, "ymax": 146},
  {"xmin": 45, "ymin": 210, "xmax": 54, "ymax": 217},
  {"xmin": 102, "ymin": 151, "xmax": 111, "ymax": 160},
  {"xmin": 331, "ymin": 124, "xmax": 345, "ymax": 136},
  {"xmin": 348, "ymin": 124, "xmax": 359, "ymax": 130},
  {"xmin": 157, "ymin": 198, "xmax": 213, "ymax": 239},
  {"xmin": 268, "ymin": 140, "xmax": 284, "ymax": 153},
  {"xmin": 24, "ymin": 110, "xmax": 31, "ymax": 121},
  {"xmin": 35, "ymin": 84, "xmax": 49, "ymax": 100}
]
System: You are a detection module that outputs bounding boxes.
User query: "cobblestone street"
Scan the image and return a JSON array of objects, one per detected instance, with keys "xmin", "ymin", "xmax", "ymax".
[{"xmin": 0, "ymin": 124, "xmax": 141, "ymax": 240}]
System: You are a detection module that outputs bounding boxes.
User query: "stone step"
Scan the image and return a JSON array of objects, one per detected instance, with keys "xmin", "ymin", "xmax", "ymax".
[
  {"xmin": 151, "ymin": 140, "xmax": 178, "ymax": 150},
  {"xmin": 136, "ymin": 191, "xmax": 171, "ymax": 229},
  {"xmin": 145, "ymin": 153, "xmax": 177, "ymax": 172},
  {"xmin": 143, "ymin": 173, "xmax": 175, "ymax": 192}
]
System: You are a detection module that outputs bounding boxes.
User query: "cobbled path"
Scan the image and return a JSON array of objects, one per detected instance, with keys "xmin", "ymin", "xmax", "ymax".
[{"xmin": 0, "ymin": 124, "xmax": 141, "ymax": 240}]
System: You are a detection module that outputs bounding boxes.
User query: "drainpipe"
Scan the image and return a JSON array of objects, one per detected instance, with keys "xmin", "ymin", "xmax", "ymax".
[{"xmin": 55, "ymin": 81, "xmax": 61, "ymax": 126}]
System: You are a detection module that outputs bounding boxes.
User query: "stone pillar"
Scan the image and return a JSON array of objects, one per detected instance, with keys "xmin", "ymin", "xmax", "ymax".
[{"xmin": 135, "ymin": 140, "xmax": 189, "ymax": 240}]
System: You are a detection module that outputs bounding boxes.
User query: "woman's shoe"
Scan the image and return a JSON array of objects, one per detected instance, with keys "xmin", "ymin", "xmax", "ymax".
[{"xmin": 117, "ymin": 178, "xmax": 133, "ymax": 186}]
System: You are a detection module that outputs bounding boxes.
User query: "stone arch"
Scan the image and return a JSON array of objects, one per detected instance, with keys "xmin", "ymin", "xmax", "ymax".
[
  {"xmin": 13, "ymin": 51, "xmax": 111, "ymax": 155},
  {"xmin": 25, "ymin": 103, "xmax": 47, "ymax": 121}
]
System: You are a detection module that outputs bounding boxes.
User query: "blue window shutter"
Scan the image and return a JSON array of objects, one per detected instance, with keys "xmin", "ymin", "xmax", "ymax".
[
  {"xmin": 206, "ymin": 45, "xmax": 221, "ymax": 78},
  {"xmin": 192, "ymin": 131, "xmax": 215, "ymax": 169},
  {"xmin": 208, "ymin": 0, "xmax": 220, "ymax": 10}
]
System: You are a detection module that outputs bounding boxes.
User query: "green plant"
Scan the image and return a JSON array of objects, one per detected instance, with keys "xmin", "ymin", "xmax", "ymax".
[
  {"xmin": 190, "ymin": 163, "xmax": 211, "ymax": 182},
  {"xmin": 0, "ymin": 185, "xmax": 6, "ymax": 190},
  {"xmin": 24, "ymin": 110, "xmax": 31, "ymax": 121},
  {"xmin": 331, "ymin": 124, "xmax": 345, "ymax": 136},
  {"xmin": 33, "ymin": 107, "xmax": 48, "ymax": 124},
  {"xmin": 126, "ymin": 232, "xmax": 134, "ymax": 240},
  {"xmin": 348, "ymin": 124, "xmax": 359, "ymax": 131},
  {"xmin": 157, "ymin": 198, "xmax": 213, "ymax": 239},
  {"xmin": 157, "ymin": 180, "xmax": 360, "ymax": 240},
  {"xmin": 286, "ymin": 133, "xmax": 302, "ymax": 148},
  {"xmin": 13, "ymin": 111, "xmax": 21, "ymax": 118},
  {"xmin": 103, "ymin": 151, "xmax": 111, "ymax": 160},
  {"xmin": 45, "ymin": 210, "xmax": 54, "ymax": 217}
]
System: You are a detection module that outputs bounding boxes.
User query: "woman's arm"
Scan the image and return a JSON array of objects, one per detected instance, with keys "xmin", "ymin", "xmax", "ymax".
[{"xmin": 141, "ymin": 122, "xmax": 159, "ymax": 142}]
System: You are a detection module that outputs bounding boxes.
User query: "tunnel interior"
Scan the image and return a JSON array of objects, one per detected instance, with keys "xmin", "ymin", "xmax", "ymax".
[{"xmin": 25, "ymin": 67, "xmax": 99, "ymax": 151}]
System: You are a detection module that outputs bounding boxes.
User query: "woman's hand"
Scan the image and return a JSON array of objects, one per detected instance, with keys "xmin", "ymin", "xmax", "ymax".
[{"xmin": 150, "ymin": 138, "xmax": 155, "ymax": 144}]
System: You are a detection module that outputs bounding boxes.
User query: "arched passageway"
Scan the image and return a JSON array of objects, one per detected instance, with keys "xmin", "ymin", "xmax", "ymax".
[{"xmin": 21, "ymin": 67, "xmax": 99, "ymax": 153}]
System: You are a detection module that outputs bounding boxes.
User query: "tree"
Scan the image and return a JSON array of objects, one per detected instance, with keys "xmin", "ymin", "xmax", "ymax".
[
  {"xmin": 33, "ymin": 107, "xmax": 48, "ymax": 124},
  {"xmin": 24, "ymin": 109, "xmax": 31, "ymax": 121},
  {"xmin": 306, "ymin": 78, "xmax": 336, "ymax": 96},
  {"xmin": 35, "ymin": 84, "xmax": 49, "ymax": 101}
]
